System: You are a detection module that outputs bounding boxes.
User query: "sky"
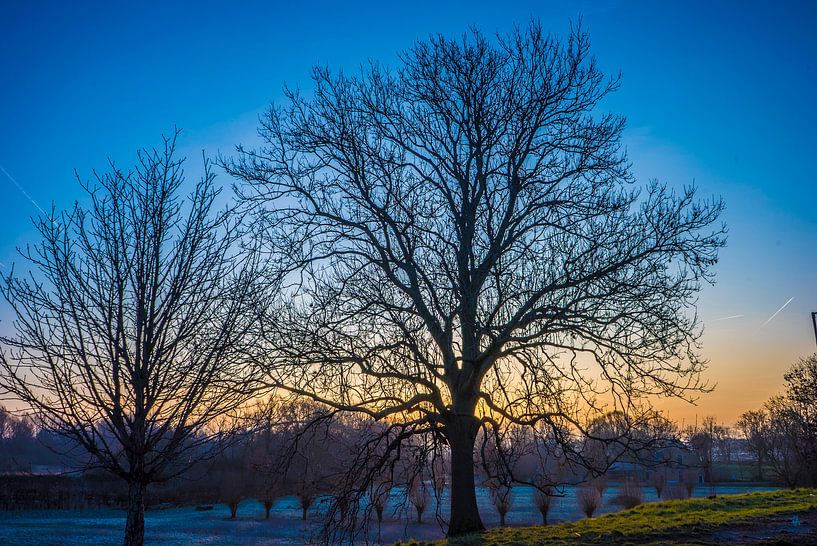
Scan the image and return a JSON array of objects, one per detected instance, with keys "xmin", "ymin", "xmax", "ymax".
[{"xmin": 0, "ymin": 0, "xmax": 815, "ymax": 425}]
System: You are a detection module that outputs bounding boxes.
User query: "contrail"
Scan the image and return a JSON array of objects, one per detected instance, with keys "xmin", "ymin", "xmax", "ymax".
[
  {"xmin": 0, "ymin": 162, "xmax": 46, "ymax": 216},
  {"xmin": 761, "ymin": 297, "xmax": 794, "ymax": 328},
  {"xmin": 714, "ymin": 314, "xmax": 744, "ymax": 321}
]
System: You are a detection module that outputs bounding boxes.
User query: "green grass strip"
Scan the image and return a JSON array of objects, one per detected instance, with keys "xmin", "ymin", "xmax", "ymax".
[{"xmin": 398, "ymin": 488, "xmax": 817, "ymax": 546}]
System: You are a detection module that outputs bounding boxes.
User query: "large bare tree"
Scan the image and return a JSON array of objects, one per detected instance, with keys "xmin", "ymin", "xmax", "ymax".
[
  {"xmin": 226, "ymin": 22, "xmax": 725, "ymax": 536},
  {"xmin": 0, "ymin": 132, "xmax": 266, "ymax": 546}
]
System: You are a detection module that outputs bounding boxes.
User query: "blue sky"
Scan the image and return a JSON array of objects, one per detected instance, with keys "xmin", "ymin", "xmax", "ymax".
[{"xmin": 1, "ymin": 0, "xmax": 815, "ymax": 422}]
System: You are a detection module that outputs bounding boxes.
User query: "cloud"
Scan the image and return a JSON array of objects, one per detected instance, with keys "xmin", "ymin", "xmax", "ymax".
[
  {"xmin": 0, "ymin": 162, "xmax": 46, "ymax": 216},
  {"xmin": 714, "ymin": 314, "xmax": 744, "ymax": 321},
  {"xmin": 760, "ymin": 297, "xmax": 794, "ymax": 328}
]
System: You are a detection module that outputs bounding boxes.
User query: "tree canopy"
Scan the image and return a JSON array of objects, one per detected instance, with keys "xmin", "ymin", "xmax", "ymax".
[{"xmin": 226, "ymin": 21, "xmax": 725, "ymax": 536}]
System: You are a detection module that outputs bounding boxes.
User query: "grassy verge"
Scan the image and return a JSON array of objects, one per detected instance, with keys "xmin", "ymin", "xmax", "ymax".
[{"xmin": 400, "ymin": 488, "xmax": 817, "ymax": 545}]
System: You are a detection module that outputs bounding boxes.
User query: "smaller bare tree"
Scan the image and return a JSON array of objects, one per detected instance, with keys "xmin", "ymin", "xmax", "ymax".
[
  {"xmin": 486, "ymin": 480, "xmax": 513, "ymax": 527},
  {"xmin": 408, "ymin": 477, "xmax": 430, "ymax": 524},
  {"xmin": 665, "ymin": 483, "xmax": 687, "ymax": 500},
  {"xmin": 577, "ymin": 486, "xmax": 601, "ymax": 518},
  {"xmin": 0, "ymin": 132, "xmax": 267, "ymax": 546},
  {"xmin": 736, "ymin": 410, "xmax": 770, "ymax": 482},
  {"xmin": 684, "ymin": 417, "xmax": 727, "ymax": 486},
  {"xmin": 259, "ymin": 488, "xmax": 278, "ymax": 520},
  {"xmin": 294, "ymin": 470, "xmax": 322, "ymax": 521},
  {"xmin": 533, "ymin": 485, "xmax": 556, "ymax": 525},
  {"xmin": 612, "ymin": 478, "xmax": 643, "ymax": 510},
  {"xmin": 650, "ymin": 469, "xmax": 667, "ymax": 499},
  {"xmin": 681, "ymin": 468, "xmax": 699, "ymax": 498},
  {"xmin": 369, "ymin": 478, "xmax": 391, "ymax": 527}
]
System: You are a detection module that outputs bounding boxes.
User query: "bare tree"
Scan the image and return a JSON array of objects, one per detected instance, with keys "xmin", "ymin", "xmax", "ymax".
[
  {"xmin": 290, "ymin": 444, "xmax": 326, "ymax": 521},
  {"xmin": 225, "ymin": 21, "xmax": 724, "ymax": 536},
  {"xmin": 743, "ymin": 355, "xmax": 817, "ymax": 487},
  {"xmin": 486, "ymin": 480, "xmax": 513, "ymax": 527},
  {"xmin": 0, "ymin": 406, "xmax": 10, "ymax": 439},
  {"xmin": 736, "ymin": 409, "xmax": 771, "ymax": 481},
  {"xmin": 612, "ymin": 478, "xmax": 643, "ymax": 509},
  {"xmin": 242, "ymin": 399, "xmax": 286, "ymax": 520},
  {"xmin": 577, "ymin": 486, "xmax": 601, "ymax": 518},
  {"xmin": 779, "ymin": 354, "xmax": 817, "ymax": 486},
  {"xmin": 683, "ymin": 416, "xmax": 726, "ymax": 486},
  {"xmin": 212, "ymin": 434, "xmax": 254, "ymax": 520},
  {"xmin": 479, "ymin": 424, "xmax": 523, "ymax": 528},
  {"xmin": 407, "ymin": 476, "xmax": 430, "ymax": 524},
  {"xmin": 650, "ymin": 469, "xmax": 667, "ymax": 498},
  {"xmin": 0, "ymin": 133, "xmax": 266, "ymax": 546},
  {"xmin": 369, "ymin": 476, "xmax": 391, "ymax": 534},
  {"xmin": 665, "ymin": 483, "xmax": 688, "ymax": 500},
  {"xmin": 681, "ymin": 468, "xmax": 698, "ymax": 498},
  {"xmin": 533, "ymin": 484, "xmax": 555, "ymax": 525}
]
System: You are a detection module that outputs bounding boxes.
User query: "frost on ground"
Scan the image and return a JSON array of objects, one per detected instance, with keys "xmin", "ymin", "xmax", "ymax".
[{"xmin": 0, "ymin": 485, "xmax": 777, "ymax": 545}]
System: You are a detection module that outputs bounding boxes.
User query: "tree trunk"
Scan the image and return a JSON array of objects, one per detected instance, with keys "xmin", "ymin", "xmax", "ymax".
[
  {"xmin": 446, "ymin": 413, "xmax": 484, "ymax": 537},
  {"xmin": 301, "ymin": 505, "xmax": 307, "ymax": 521},
  {"xmin": 123, "ymin": 482, "xmax": 146, "ymax": 546}
]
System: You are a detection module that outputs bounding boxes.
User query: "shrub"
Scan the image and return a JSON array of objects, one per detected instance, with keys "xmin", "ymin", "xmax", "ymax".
[
  {"xmin": 681, "ymin": 469, "xmax": 699, "ymax": 498},
  {"xmin": 408, "ymin": 479, "xmax": 429, "ymax": 524},
  {"xmin": 296, "ymin": 481, "xmax": 319, "ymax": 521},
  {"xmin": 486, "ymin": 480, "xmax": 513, "ymax": 527},
  {"xmin": 665, "ymin": 483, "xmax": 687, "ymax": 500},
  {"xmin": 577, "ymin": 486, "xmax": 601, "ymax": 518},
  {"xmin": 533, "ymin": 485, "xmax": 555, "ymax": 525},
  {"xmin": 370, "ymin": 483, "xmax": 390, "ymax": 524},
  {"xmin": 612, "ymin": 479, "xmax": 643, "ymax": 509},
  {"xmin": 650, "ymin": 470, "xmax": 667, "ymax": 498}
]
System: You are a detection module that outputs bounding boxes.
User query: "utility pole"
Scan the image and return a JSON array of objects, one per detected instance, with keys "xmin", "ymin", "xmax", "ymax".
[{"xmin": 812, "ymin": 312, "xmax": 817, "ymax": 346}]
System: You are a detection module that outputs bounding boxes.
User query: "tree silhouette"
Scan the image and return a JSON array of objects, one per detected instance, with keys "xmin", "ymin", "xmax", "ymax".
[
  {"xmin": 0, "ymin": 132, "xmax": 266, "ymax": 546},
  {"xmin": 226, "ymin": 22, "xmax": 725, "ymax": 536}
]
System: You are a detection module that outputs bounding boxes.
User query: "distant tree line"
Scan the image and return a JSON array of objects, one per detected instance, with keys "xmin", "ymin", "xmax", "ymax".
[{"xmin": 0, "ymin": 407, "xmax": 59, "ymax": 473}]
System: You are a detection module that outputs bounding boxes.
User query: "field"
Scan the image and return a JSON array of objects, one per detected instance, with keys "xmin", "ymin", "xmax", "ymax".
[
  {"xmin": 0, "ymin": 484, "xmax": 784, "ymax": 545},
  {"xmin": 425, "ymin": 489, "xmax": 817, "ymax": 545}
]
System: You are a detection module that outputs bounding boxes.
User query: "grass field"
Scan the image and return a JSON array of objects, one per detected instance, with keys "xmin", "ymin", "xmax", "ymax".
[{"xmin": 401, "ymin": 489, "xmax": 817, "ymax": 545}]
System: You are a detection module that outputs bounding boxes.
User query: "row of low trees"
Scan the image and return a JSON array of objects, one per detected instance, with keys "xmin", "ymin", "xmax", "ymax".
[
  {"xmin": 197, "ymin": 404, "xmax": 720, "ymax": 532},
  {"xmin": 0, "ymin": 400, "xmax": 719, "ymax": 518},
  {"xmin": 205, "ymin": 406, "xmax": 712, "ymax": 528},
  {"xmin": 0, "ymin": 21, "xmax": 727, "ymax": 546}
]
